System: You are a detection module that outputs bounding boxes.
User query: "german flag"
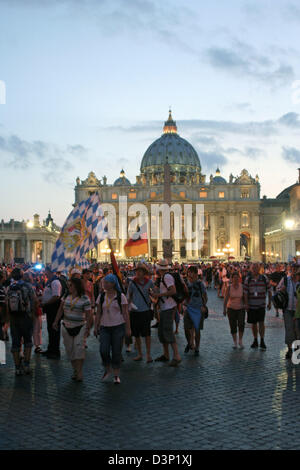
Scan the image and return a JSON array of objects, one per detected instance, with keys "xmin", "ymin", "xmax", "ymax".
[{"xmin": 124, "ymin": 223, "xmax": 148, "ymax": 258}]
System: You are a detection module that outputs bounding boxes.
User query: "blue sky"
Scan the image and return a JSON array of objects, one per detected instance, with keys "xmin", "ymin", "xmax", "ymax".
[{"xmin": 1, "ymin": 0, "xmax": 300, "ymax": 225}]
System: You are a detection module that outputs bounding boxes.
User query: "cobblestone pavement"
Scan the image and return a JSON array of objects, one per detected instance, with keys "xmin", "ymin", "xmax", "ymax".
[{"xmin": 1, "ymin": 288, "xmax": 300, "ymax": 450}]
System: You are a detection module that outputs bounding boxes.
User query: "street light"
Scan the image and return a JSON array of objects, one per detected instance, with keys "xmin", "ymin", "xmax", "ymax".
[
  {"xmin": 101, "ymin": 246, "xmax": 111, "ymax": 262},
  {"xmin": 223, "ymin": 243, "xmax": 234, "ymax": 261},
  {"xmin": 285, "ymin": 219, "xmax": 295, "ymax": 230}
]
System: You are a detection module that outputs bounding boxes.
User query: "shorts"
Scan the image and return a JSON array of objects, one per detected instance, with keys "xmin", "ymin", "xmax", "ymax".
[
  {"xmin": 227, "ymin": 308, "xmax": 245, "ymax": 334},
  {"xmin": 158, "ymin": 308, "xmax": 176, "ymax": 344},
  {"xmin": 10, "ymin": 314, "xmax": 33, "ymax": 352},
  {"xmin": 247, "ymin": 308, "xmax": 266, "ymax": 324},
  {"xmin": 61, "ymin": 323, "xmax": 86, "ymax": 361},
  {"xmin": 130, "ymin": 310, "xmax": 152, "ymax": 338}
]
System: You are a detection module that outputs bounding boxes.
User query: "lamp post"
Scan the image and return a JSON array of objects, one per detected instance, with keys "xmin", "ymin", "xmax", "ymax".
[
  {"xmin": 101, "ymin": 246, "xmax": 111, "ymax": 262},
  {"xmin": 223, "ymin": 243, "xmax": 234, "ymax": 261}
]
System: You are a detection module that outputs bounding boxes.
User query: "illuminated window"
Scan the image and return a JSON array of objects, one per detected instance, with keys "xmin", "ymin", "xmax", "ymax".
[
  {"xmin": 241, "ymin": 212, "xmax": 249, "ymax": 227},
  {"xmin": 179, "ymin": 191, "xmax": 186, "ymax": 198},
  {"xmin": 150, "ymin": 191, "xmax": 156, "ymax": 198},
  {"xmin": 199, "ymin": 191, "xmax": 207, "ymax": 198},
  {"xmin": 241, "ymin": 190, "xmax": 249, "ymax": 199},
  {"xmin": 218, "ymin": 192, "xmax": 225, "ymax": 199},
  {"xmin": 112, "ymin": 193, "xmax": 118, "ymax": 200},
  {"xmin": 128, "ymin": 192, "xmax": 136, "ymax": 199}
]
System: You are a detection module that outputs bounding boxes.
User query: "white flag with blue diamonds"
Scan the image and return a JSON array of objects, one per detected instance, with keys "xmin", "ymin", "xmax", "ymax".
[{"xmin": 51, "ymin": 193, "xmax": 108, "ymax": 272}]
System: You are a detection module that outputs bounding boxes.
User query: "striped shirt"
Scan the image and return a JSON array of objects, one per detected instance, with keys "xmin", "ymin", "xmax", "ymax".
[
  {"xmin": 63, "ymin": 294, "xmax": 91, "ymax": 327},
  {"xmin": 243, "ymin": 275, "xmax": 271, "ymax": 309}
]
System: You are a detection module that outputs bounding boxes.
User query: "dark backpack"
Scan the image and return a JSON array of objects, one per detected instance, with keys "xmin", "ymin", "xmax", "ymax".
[
  {"xmin": 162, "ymin": 272, "xmax": 189, "ymax": 305},
  {"xmin": 272, "ymin": 290, "xmax": 288, "ymax": 310},
  {"xmin": 7, "ymin": 283, "xmax": 31, "ymax": 314},
  {"xmin": 272, "ymin": 275, "xmax": 289, "ymax": 310},
  {"xmin": 99, "ymin": 291, "xmax": 122, "ymax": 313}
]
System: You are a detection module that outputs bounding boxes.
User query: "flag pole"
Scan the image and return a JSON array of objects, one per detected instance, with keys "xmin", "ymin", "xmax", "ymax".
[{"xmin": 108, "ymin": 238, "xmax": 125, "ymax": 294}]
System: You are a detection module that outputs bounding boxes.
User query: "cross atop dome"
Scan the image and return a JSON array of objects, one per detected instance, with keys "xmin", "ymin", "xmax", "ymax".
[{"xmin": 163, "ymin": 108, "xmax": 177, "ymax": 134}]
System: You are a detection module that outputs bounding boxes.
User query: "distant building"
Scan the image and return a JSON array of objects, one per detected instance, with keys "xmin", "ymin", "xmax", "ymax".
[
  {"xmin": 264, "ymin": 170, "xmax": 300, "ymax": 262},
  {"xmin": 0, "ymin": 212, "xmax": 60, "ymax": 264},
  {"xmin": 74, "ymin": 110, "xmax": 289, "ymax": 262}
]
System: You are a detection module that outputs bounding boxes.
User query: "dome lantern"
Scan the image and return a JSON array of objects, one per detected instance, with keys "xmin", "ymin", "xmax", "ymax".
[{"xmin": 163, "ymin": 109, "xmax": 177, "ymax": 134}]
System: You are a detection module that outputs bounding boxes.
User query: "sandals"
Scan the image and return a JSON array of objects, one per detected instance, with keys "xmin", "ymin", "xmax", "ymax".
[
  {"xmin": 114, "ymin": 376, "xmax": 121, "ymax": 385},
  {"xmin": 154, "ymin": 355, "xmax": 169, "ymax": 362},
  {"xmin": 133, "ymin": 356, "xmax": 143, "ymax": 361}
]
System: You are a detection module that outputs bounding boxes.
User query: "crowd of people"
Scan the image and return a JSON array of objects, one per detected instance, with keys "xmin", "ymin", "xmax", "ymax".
[{"xmin": 0, "ymin": 259, "xmax": 300, "ymax": 383}]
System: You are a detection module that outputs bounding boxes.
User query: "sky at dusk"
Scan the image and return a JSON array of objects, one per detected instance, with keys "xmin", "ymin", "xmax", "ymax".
[{"xmin": 1, "ymin": 0, "xmax": 300, "ymax": 225}]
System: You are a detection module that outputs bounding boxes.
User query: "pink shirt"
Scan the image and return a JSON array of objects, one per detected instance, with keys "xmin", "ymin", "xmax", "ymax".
[
  {"xmin": 97, "ymin": 292, "xmax": 128, "ymax": 327},
  {"xmin": 227, "ymin": 284, "xmax": 244, "ymax": 310}
]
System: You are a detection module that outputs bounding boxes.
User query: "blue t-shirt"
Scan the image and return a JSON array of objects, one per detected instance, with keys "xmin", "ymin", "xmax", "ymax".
[{"xmin": 127, "ymin": 279, "xmax": 154, "ymax": 312}]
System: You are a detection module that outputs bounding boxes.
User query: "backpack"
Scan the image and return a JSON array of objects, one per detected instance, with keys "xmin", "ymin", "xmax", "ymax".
[
  {"xmin": 99, "ymin": 291, "xmax": 122, "ymax": 313},
  {"xmin": 271, "ymin": 275, "xmax": 290, "ymax": 310},
  {"xmin": 162, "ymin": 272, "xmax": 189, "ymax": 305},
  {"xmin": 7, "ymin": 283, "xmax": 31, "ymax": 314},
  {"xmin": 272, "ymin": 290, "xmax": 288, "ymax": 310}
]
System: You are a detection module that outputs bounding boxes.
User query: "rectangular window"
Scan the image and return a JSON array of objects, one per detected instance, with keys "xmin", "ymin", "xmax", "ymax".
[
  {"xmin": 218, "ymin": 192, "xmax": 225, "ymax": 199},
  {"xmin": 241, "ymin": 191, "xmax": 249, "ymax": 198},
  {"xmin": 128, "ymin": 192, "xmax": 136, "ymax": 199},
  {"xmin": 111, "ymin": 193, "xmax": 118, "ymax": 200},
  {"xmin": 199, "ymin": 191, "xmax": 207, "ymax": 198},
  {"xmin": 179, "ymin": 191, "xmax": 186, "ymax": 198},
  {"xmin": 150, "ymin": 191, "xmax": 156, "ymax": 198}
]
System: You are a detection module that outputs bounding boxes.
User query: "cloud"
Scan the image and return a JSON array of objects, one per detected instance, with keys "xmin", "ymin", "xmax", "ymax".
[
  {"xmin": 282, "ymin": 146, "xmax": 300, "ymax": 163},
  {"xmin": 0, "ymin": 132, "xmax": 87, "ymax": 182},
  {"xmin": 278, "ymin": 112, "xmax": 300, "ymax": 128},
  {"xmin": 205, "ymin": 42, "xmax": 294, "ymax": 86},
  {"xmin": 104, "ymin": 112, "xmax": 300, "ymax": 138},
  {"xmin": 196, "ymin": 150, "xmax": 228, "ymax": 173},
  {"xmin": 244, "ymin": 147, "xmax": 262, "ymax": 158}
]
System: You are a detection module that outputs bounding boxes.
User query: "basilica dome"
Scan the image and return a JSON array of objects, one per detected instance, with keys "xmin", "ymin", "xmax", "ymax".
[
  {"xmin": 140, "ymin": 111, "xmax": 201, "ymax": 173},
  {"xmin": 212, "ymin": 168, "xmax": 227, "ymax": 184},
  {"xmin": 114, "ymin": 169, "xmax": 131, "ymax": 186}
]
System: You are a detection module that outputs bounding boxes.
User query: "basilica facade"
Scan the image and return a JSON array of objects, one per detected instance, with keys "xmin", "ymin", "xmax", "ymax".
[{"xmin": 74, "ymin": 111, "xmax": 287, "ymax": 262}]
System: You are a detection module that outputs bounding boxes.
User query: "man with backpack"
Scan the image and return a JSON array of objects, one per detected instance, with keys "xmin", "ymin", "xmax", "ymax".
[
  {"xmin": 183, "ymin": 265, "xmax": 208, "ymax": 356},
  {"xmin": 41, "ymin": 266, "xmax": 62, "ymax": 359},
  {"xmin": 244, "ymin": 263, "xmax": 272, "ymax": 350},
  {"xmin": 7, "ymin": 268, "xmax": 34, "ymax": 375},
  {"xmin": 151, "ymin": 259, "xmax": 182, "ymax": 366}
]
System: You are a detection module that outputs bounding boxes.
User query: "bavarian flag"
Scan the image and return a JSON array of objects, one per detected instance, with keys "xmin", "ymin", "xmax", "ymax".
[{"xmin": 124, "ymin": 223, "xmax": 148, "ymax": 257}]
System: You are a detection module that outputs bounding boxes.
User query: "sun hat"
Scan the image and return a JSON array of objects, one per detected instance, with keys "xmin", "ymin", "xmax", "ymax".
[
  {"xmin": 136, "ymin": 262, "xmax": 150, "ymax": 273},
  {"xmin": 156, "ymin": 259, "xmax": 170, "ymax": 270}
]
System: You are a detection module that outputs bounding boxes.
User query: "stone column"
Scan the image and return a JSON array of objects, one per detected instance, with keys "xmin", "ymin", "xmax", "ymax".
[
  {"xmin": 0, "ymin": 239, "xmax": 4, "ymax": 262},
  {"xmin": 209, "ymin": 213, "xmax": 216, "ymax": 256},
  {"xmin": 11, "ymin": 239, "xmax": 16, "ymax": 262},
  {"xmin": 229, "ymin": 211, "xmax": 238, "ymax": 258},
  {"xmin": 252, "ymin": 212, "xmax": 260, "ymax": 261},
  {"xmin": 26, "ymin": 239, "xmax": 31, "ymax": 263}
]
